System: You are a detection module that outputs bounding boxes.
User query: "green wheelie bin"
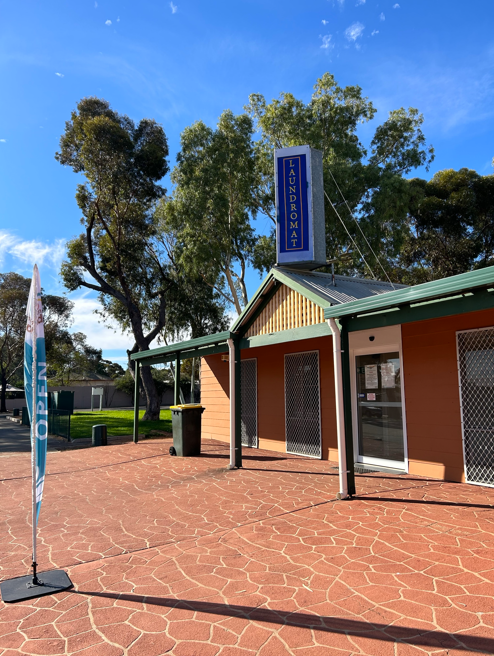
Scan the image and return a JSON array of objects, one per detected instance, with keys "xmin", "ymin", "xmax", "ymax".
[{"xmin": 170, "ymin": 404, "xmax": 205, "ymax": 457}]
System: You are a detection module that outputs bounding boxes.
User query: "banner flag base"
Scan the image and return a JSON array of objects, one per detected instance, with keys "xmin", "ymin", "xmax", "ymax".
[{"xmin": 0, "ymin": 569, "xmax": 73, "ymax": 603}]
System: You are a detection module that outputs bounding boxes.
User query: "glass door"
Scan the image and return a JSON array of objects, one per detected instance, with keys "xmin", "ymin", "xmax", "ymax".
[{"xmin": 355, "ymin": 352, "xmax": 405, "ymax": 466}]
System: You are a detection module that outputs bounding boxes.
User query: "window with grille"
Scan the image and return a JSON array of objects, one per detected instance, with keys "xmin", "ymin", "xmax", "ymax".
[
  {"xmin": 284, "ymin": 351, "xmax": 322, "ymax": 458},
  {"xmin": 457, "ymin": 328, "xmax": 494, "ymax": 487},
  {"xmin": 241, "ymin": 359, "xmax": 258, "ymax": 448}
]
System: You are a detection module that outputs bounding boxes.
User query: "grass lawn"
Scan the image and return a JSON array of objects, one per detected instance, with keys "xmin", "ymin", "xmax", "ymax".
[{"xmin": 70, "ymin": 409, "xmax": 172, "ymax": 440}]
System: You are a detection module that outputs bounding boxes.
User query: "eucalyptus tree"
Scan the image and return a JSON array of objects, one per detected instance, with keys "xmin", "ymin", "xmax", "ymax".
[
  {"xmin": 246, "ymin": 73, "xmax": 435, "ymax": 277},
  {"xmin": 56, "ymin": 96, "xmax": 171, "ymax": 420},
  {"xmin": 160, "ymin": 110, "xmax": 264, "ymax": 314}
]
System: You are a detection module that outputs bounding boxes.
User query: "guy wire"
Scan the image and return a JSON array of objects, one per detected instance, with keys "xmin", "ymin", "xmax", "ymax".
[
  {"xmin": 327, "ymin": 168, "xmax": 396, "ymax": 290},
  {"xmin": 323, "ymin": 190, "xmax": 377, "ymax": 281}
]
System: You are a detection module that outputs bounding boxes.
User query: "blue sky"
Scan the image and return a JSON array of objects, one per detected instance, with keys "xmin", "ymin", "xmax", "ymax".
[{"xmin": 1, "ymin": 0, "xmax": 493, "ymax": 366}]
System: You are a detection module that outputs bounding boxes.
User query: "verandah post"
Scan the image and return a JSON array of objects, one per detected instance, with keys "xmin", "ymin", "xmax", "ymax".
[
  {"xmin": 340, "ymin": 319, "xmax": 356, "ymax": 496},
  {"xmin": 174, "ymin": 354, "xmax": 181, "ymax": 406},
  {"xmin": 133, "ymin": 360, "xmax": 140, "ymax": 443}
]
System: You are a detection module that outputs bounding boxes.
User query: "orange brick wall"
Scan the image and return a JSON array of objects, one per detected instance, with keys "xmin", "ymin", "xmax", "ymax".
[
  {"xmin": 402, "ymin": 308, "xmax": 494, "ymax": 483},
  {"xmin": 201, "ymin": 335, "xmax": 338, "ymax": 461}
]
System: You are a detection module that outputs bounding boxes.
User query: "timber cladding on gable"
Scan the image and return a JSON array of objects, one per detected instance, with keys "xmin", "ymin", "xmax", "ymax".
[{"xmin": 245, "ymin": 284, "xmax": 326, "ymax": 338}]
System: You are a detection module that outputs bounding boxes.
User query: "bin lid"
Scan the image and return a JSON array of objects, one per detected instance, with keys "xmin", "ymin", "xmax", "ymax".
[{"xmin": 170, "ymin": 404, "xmax": 204, "ymax": 410}]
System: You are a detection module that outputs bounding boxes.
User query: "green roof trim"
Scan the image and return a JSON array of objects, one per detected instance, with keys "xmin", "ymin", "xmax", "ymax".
[
  {"xmin": 131, "ymin": 331, "xmax": 232, "ymax": 365},
  {"xmin": 324, "ymin": 265, "xmax": 494, "ymax": 321}
]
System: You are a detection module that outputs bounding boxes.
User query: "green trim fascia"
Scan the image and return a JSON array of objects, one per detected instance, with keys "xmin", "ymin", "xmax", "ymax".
[
  {"xmin": 240, "ymin": 321, "xmax": 331, "ymax": 350},
  {"xmin": 138, "ymin": 342, "xmax": 229, "ymax": 366},
  {"xmin": 324, "ymin": 265, "xmax": 494, "ymax": 321},
  {"xmin": 131, "ymin": 331, "xmax": 232, "ymax": 363},
  {"xmin": 230, "ymin": 276, "xmax": 276, "ymax": 333},
  {"xmin": 272, "ymin": 268, "xmax": 331, "ymax": 308},
  {"xmin": 346, "ymin": 289, "xmax": 494, "ymax": 332}
]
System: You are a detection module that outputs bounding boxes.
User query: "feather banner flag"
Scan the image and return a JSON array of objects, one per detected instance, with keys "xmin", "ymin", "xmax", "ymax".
[{"xmin": 24, "ymin": 265, "xmax": 48, "ymax": 526}]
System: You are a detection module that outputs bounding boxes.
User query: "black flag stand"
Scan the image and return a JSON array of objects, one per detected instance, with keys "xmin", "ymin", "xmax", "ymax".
[{"xmin": 0, "ymin": 567, "xmax": 73, "ymax": 604}]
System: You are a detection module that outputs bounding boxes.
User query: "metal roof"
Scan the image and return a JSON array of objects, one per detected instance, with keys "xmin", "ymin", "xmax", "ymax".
[
  {"xmin": 275, "ymin": 267, "xmax": 407, "ymax": 306},
  {"xmin": 324, "ymin": 265, "xmax": 494, "ymax": 320},
  {"xmin": 230, "ymin": 266, "xmax": 406, "ymax": 333}
]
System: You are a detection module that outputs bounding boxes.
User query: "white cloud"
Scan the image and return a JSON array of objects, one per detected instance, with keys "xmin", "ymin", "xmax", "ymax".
[
  {"xmin": 322, "ymin": 19, "xmax": 329, "ymax": 25},
  {"xmin": 117, "ymin": 16, "xmax": 120, "ymax": 22},
  {"xmin": 393, "ymin": 3, "xmax": 400, "ymax": 7},
  {"xmin": 380, "ymin": 12, "xmax": 386, "ymax": 20},
  {"xmin": 55, "ymin": 72, "xmax": 64, "ymax": 77},
  {"xmin": 105, "ymin": 19, "xmax": 112, "ymax": 26},
  {"xmin": 345, "ymin": 22, "xmax": 365, "ymax": 42},
  {"xmin": 170, "ymin": 2, "xmax": 178, "ymax": 13},
  {"xmin": 320, "ymin": 34, "xmax": 334, "ymax": 50},
  {"xmin": 0, "ymin": 231, "xmax": 66, "ymax": 269},
  {"xmin": 94, "ymin": 1, "xmax": 98, "ymax": 7},
  {"xmin": 371, "ymin": 30, "xmax": 379, "ymax": 36},
  {"xmin": 356, "ymin": 0, "xmax": 366, "ymax": 5},
  {"xmin": 0, "ymin": 139, "xmax": 6, "ymax": 143},
  {"xmin": 70, "ymin": 294, "xmax": 133, "ymax": 351}
]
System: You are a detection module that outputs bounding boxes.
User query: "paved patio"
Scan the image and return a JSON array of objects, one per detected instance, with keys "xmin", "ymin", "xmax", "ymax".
[{"xmin": 1, "ymin": 427, "xmax": 494, "ymax": 655}]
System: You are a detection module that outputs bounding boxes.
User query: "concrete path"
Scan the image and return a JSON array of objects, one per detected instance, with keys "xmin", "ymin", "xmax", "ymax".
[
  {"xmin": 0, "ymin": 415, "xmax": 72, "ymax": 456},
  {"xmin": 1, "ymin": 437, "xmax": 494, "ymax": 655}
]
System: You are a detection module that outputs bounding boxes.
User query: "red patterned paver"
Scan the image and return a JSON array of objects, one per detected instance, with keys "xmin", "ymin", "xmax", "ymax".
[{"xmin": 2, "ymin": 435, "xmax": 494, "ymax": 655}]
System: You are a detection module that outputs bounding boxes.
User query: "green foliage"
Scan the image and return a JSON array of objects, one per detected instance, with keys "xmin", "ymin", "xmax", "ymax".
[
  {"xmin": 0, "ymin": 272, "xmax": 80, "ymax": 411},
  {"xmin": 70, "ymin": 409, "xmax": 172, "ymax": 439},
  {"xmin": 246, "ymin": 73, "xmax": 435, "ymax": 277},
  {"xmin": 159, "ymin": 110, "xmax": 264, "ymax": 314},
  {"xmin": 57, "ymin": 97, "xmax": 227, "ymax": 419},
  {"xmin": 114, "ymin": 366, "xmax": 173, "ymax": 398},
  {"xmin": 398, "ymin": 168, "xmax": 494, "ymax": 283}
]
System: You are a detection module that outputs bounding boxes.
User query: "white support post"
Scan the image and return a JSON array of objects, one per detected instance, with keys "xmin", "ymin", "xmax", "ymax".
[
  {"xmin": 227, "ymin": 338, "xmax": 236, "ymax": 470},
  {"xmin": 327, "ymin": 319, "xmax": 348, "ymax": 500}
]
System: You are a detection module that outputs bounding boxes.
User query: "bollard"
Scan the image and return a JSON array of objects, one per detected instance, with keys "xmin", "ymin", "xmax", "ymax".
[
  {"xmin": 92, "ymin": 424, "xmax": 107, "ymax": 446},
  {"xmin": 12, "ymin": 408, "xmax": 19, "ymax": 417}
]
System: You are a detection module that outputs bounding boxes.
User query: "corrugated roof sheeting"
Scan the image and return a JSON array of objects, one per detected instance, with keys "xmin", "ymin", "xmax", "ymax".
[{"xmin": 276, "ymin": 268, "xmax": 407, "ymax": 306}]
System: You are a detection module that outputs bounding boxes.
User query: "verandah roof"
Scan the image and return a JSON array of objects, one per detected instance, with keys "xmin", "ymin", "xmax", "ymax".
[
  {"xmin": 130, "ymin": 331, "xmax": 233, "ymax": 366},
  {"xmin": 324, "ymin": 264, "xmax": 494, "ymax": 330}
]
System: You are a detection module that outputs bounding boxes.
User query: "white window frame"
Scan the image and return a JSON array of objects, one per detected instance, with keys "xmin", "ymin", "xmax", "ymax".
[{"xmin": 349, "ymin": 325, "xmax": 408, "ymax": 471}]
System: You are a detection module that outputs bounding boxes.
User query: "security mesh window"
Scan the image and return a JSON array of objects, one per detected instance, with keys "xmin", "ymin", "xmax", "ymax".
[
  {"xmin": 241, "ymin": 359, "xmax": 258, "ymax": 448},
  {"xmin": 457, "ymin": 328, "xmax": 494, "ymax": 486},
  {"xmin": 285, "ymin": 351, "xmax": 321, "ymax": 458}
]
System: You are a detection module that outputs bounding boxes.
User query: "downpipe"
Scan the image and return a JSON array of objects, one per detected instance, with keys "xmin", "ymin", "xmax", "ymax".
[{"xmin": 327, "ymin": 319, "xmax": 349, "ymax": 500}]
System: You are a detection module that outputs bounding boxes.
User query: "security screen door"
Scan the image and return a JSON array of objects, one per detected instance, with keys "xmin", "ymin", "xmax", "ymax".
[
  {"xmin": 355, "ymin": 352, "xmax": 405, "ymax": 465},
  {"xmin": 457, "ymin": 328, "xmax": 494, "ymax": 487},
  {"xmin": 241, "ymin": 359, "xmax": 258, "ymax": 448},
  {"xmin": 284, "ymin": 351, "xmax": 322, "ymax": 458}
]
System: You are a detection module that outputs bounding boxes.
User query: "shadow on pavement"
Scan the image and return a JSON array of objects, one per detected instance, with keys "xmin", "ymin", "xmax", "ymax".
[{"xmin": 74, "ymin": 590, "xmax": 490, "ymax": 653}]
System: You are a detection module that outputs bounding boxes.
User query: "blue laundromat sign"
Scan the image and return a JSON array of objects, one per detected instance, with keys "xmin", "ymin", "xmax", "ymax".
[
  {"xmin": 277, "ymin": 154, "xmax": 309, "ymax": 253},
  {"xmin": 275, "ymin": 145, "xmax": 326, "ymax": 269}
]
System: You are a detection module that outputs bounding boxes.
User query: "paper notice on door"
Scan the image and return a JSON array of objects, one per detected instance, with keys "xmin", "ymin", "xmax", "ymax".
[
  {"xmin": 381, "ymin": 363, "xmax": 395, "ymax": 388},
  {"xmin": 367, "ymin": 393, "xmax": 376, "ymax": 401},
  {"xmin": 365, "ymin": 364, "xmax": 378, "ymax": 389}
]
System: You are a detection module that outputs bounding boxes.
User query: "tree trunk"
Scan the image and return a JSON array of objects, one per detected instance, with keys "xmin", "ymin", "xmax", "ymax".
[
  {"xmin": 0, "ymin": 372, "xmax": 7, "ymax": 413},
  {"xmin": 139, "ymin": 364, "xmax": 161, "ymax": 421}
]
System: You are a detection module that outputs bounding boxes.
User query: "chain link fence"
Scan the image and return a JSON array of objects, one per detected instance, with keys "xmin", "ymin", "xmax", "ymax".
[{"xmin": 457, "ymin": 327, "xmax": 494, "ymax": 487}]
